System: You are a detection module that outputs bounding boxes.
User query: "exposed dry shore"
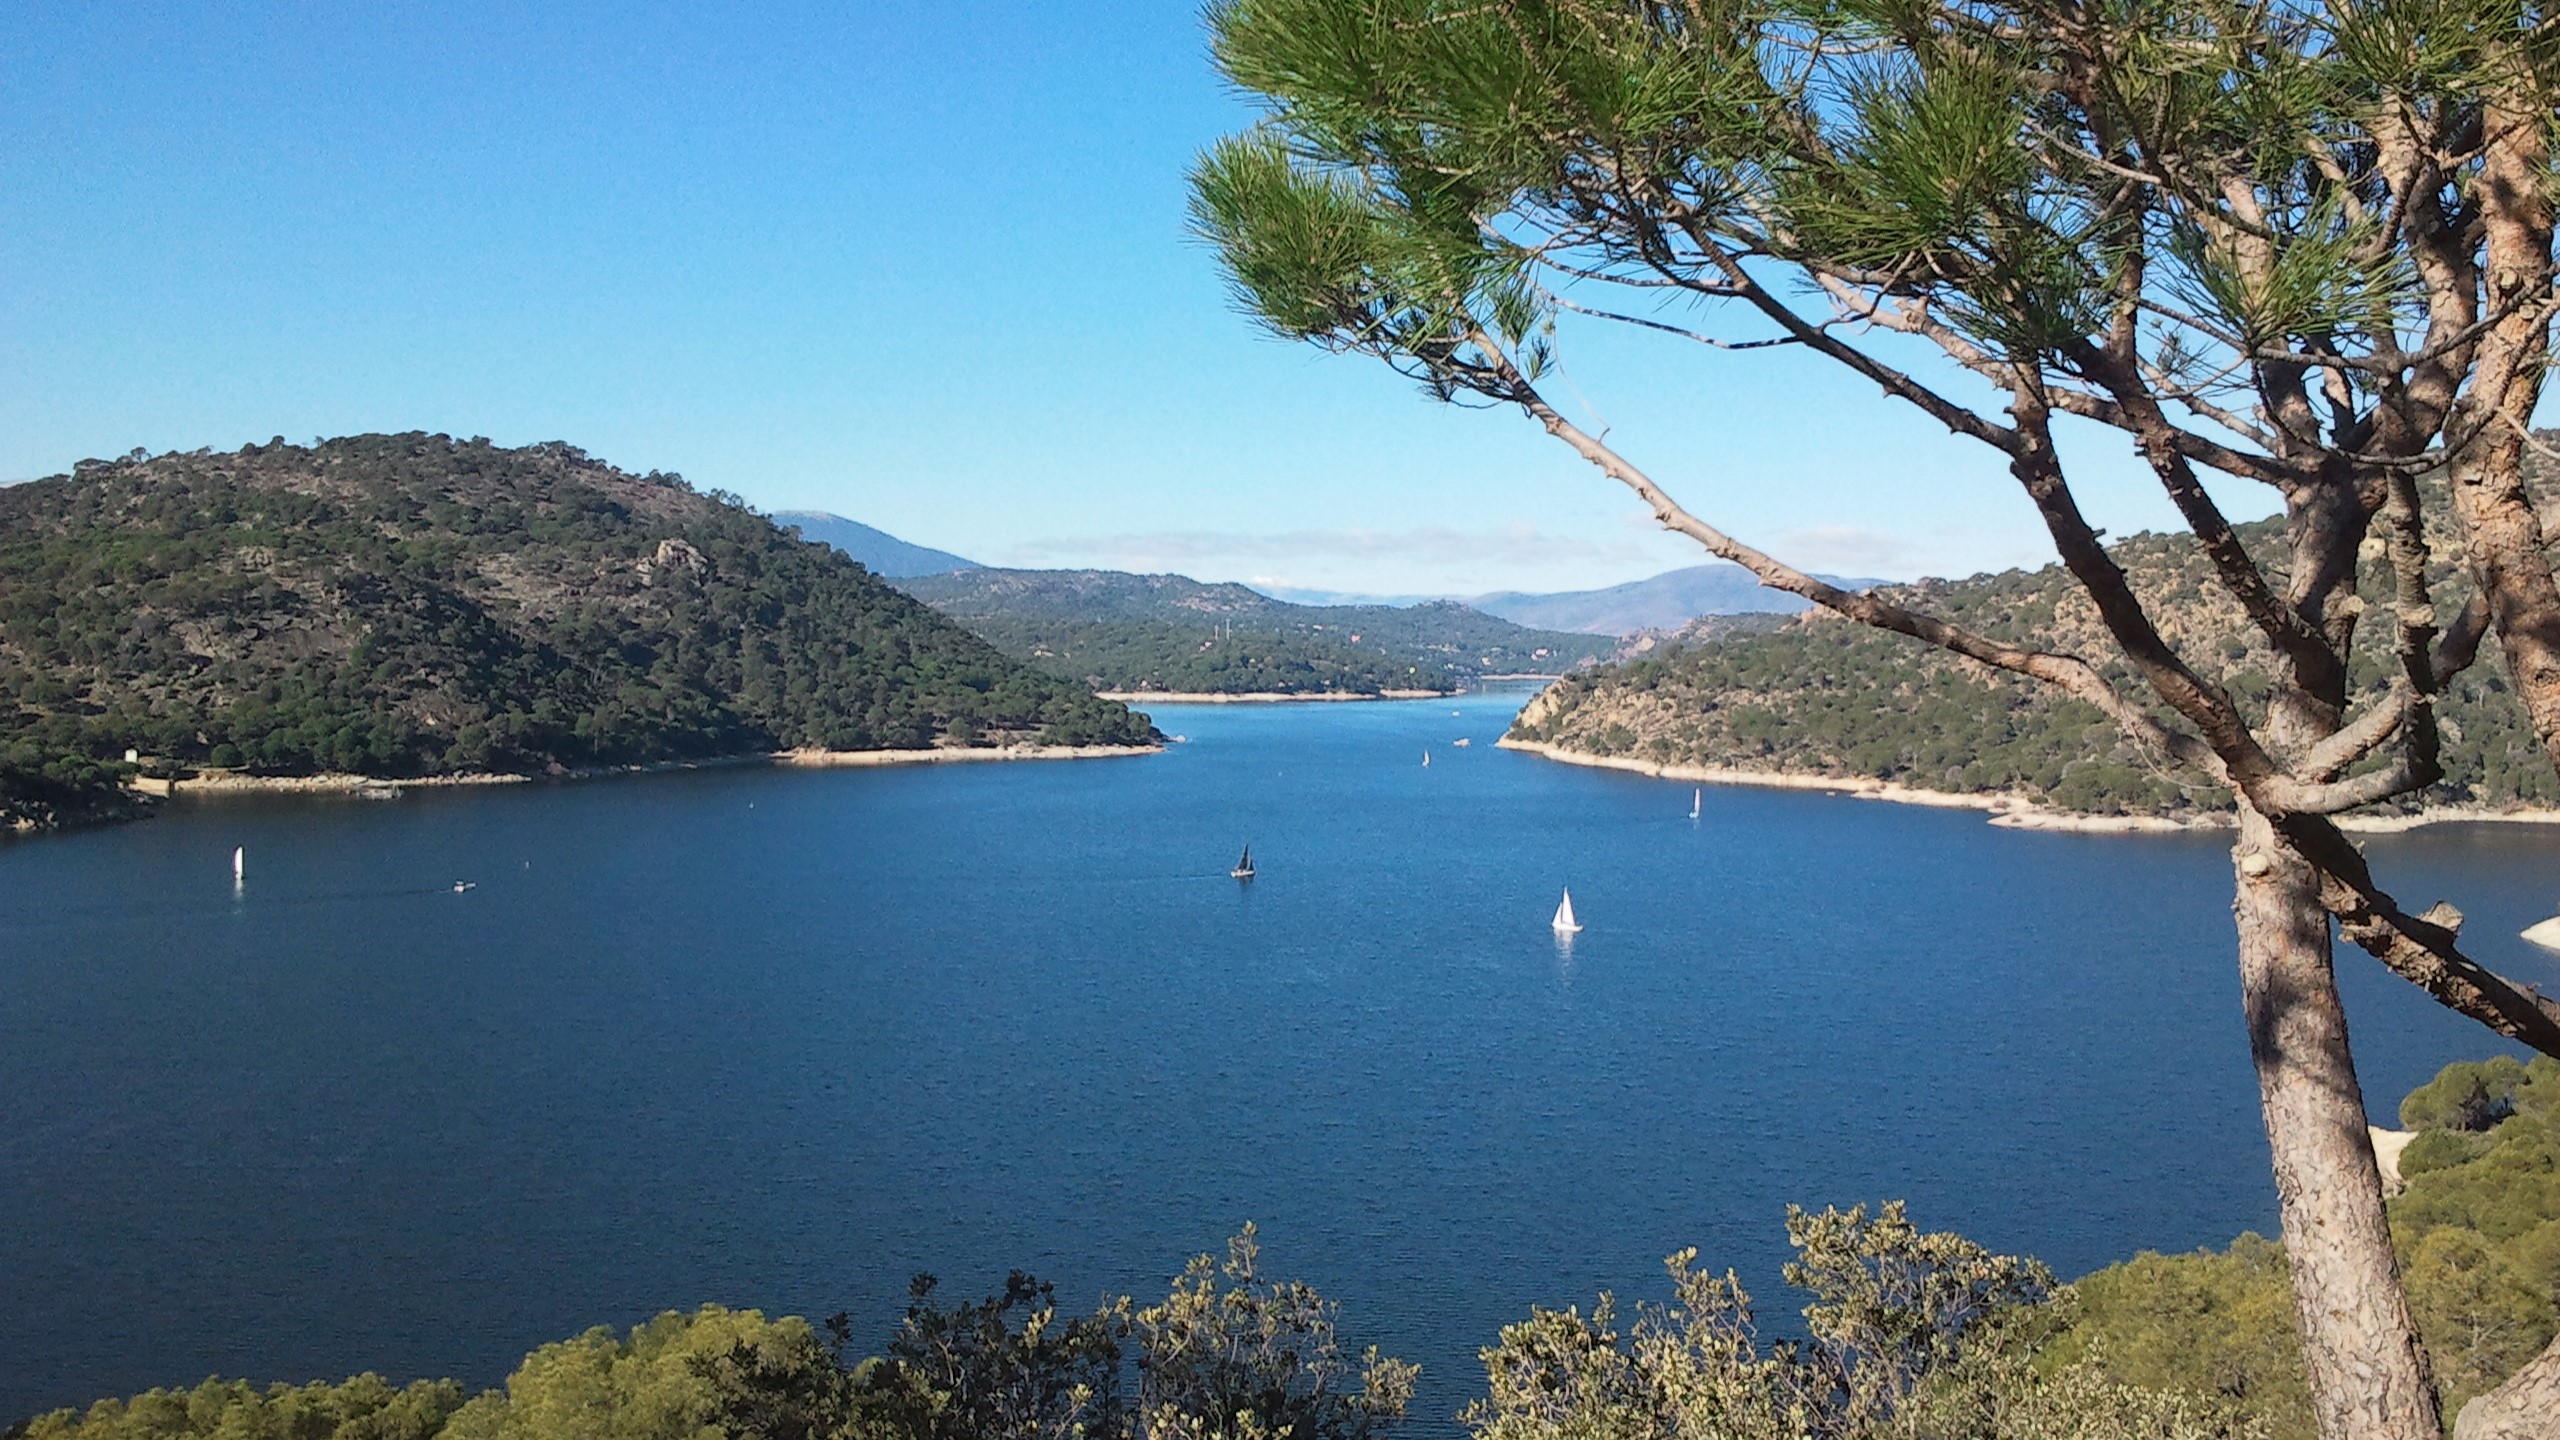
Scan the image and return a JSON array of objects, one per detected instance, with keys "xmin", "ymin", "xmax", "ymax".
[
  {"xmin": 152, "ymin": 744, "xmax": 1161, "ymax": 796},
  {"xmin": 1497, "ymin": 737, "xmax": 2560, "ymax": 836},
  {"xmin": 773, "ymin": 743, "xmax": 1161, "ymax": 768},
  {"xmin": 1100, "ymin": 689, "xmax": 1446, "ymax": 704}
]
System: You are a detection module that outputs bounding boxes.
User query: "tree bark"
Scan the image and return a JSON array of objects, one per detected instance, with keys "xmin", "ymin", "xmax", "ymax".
[
  {"xmin": 2453, "ymin": 1333, "xmax": 2560, "ymax": 1438},
  {"xmin": 2447, "ymin": 91, "xmax": 2560, "ymax": 781},
  {"xmin": 2233, "ymin": 802, "xmax": 2440, "ymax": 1440}
]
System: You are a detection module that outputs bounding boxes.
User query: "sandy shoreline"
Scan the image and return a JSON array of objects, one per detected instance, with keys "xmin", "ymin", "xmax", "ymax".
[
  {"xmin": 1497, "ymin": 737, "xmax": 2560, "ymax": 837},
  {"xmin": 1101, "ymin": 689, "xmax": 1447, "ymax": 704},
  {"xmin": 153, "ymin": 744, "xmax": 1162, "ymax": 796},
  {"xmin": 773, "ymin": 743, "xmax": 1161, "ymax": 768}
]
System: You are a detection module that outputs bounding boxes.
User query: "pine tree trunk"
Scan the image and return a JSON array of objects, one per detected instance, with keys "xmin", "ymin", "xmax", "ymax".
[
  {"xmin": 2454, "ymin": 1333, "xmax": 2560, "ymax": 1438},
  {"xmin": 2233, "ymin": 802, "xmax": 2441, "ymax": 1440}
]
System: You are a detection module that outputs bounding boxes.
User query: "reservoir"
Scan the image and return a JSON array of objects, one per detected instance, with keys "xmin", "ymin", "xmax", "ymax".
[{"xmin": 5, "ymin": 685, "xmax": 2555, "ymax": 1426}]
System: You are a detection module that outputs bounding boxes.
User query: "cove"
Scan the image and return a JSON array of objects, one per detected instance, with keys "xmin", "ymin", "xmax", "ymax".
[{"xmin": 5, "ymin": 685, "xmax": 2555, "ymax": 1427}]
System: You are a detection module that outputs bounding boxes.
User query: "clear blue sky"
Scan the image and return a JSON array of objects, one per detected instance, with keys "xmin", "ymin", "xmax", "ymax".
[{"xmin": 2, "ymin": 1, "xmax": 2279, "ymax": 593}]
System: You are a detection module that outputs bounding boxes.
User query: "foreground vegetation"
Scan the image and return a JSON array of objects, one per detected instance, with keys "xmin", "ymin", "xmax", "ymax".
[
  {"xmin": 896, "ymin": 568, "xmax": 1614, "ymax": 696},
  {"xmin": 2059, "ymin": 1056, "xmax": 2560, "ymax": 1438},
  {"xmin": 0, "ymin": 436, "xmax": 1156, "ymax": 828},
  {"xmin": 20, "ymin": 1058, "xmax": 2549, "ymax": 1440}
]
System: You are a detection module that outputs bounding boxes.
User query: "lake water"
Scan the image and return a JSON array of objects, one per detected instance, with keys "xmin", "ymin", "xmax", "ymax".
[{"xmin": 6, "ymin": 685, "xmax": 2558, "ymax": 1428}]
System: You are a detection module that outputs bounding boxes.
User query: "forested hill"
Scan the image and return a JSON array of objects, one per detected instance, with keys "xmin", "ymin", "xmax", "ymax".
[
  {"xmin": 1512, "ymin": 498, "xmax": 2560, "ymax": 819},
  {"xmin": 895, "ymin": 567, "xmax": 1614, "ymax": 694},
  {"xmin": 0, "ymin": 435, "xmax": 1155, "ymax": 826}
]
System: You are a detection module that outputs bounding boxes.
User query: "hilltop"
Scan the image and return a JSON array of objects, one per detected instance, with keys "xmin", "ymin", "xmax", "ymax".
[
  {"xmin": 1512, "ymin": 499, "xmax": 2560, "ymax": 820},
  {"xmin": 0, "ymin": 435, "xmax": 1154, "ymax": 829},
  {"xmin": 772, "ymin": 510, "xmax": 977, "ymax": 578},
  {"xmin": 1470, "ymin": 563, "xmax": 1885, "ymax": 636},
  {"xmin": 895, "ymin": 567, "xmax": 1615, "ymax": 695}
]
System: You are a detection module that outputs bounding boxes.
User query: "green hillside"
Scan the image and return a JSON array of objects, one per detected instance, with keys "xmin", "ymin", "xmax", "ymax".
[
  {"xmin": 1512, "ymin": 501, "xmax": 2558, "ymax": 819},
  {"xmin": 0, "ymin": 435, "xmax": 1155, "ymax": 829},
  {"xmin": 896, "ymin": 567, "xmax": 1613, "ymax": 694}
]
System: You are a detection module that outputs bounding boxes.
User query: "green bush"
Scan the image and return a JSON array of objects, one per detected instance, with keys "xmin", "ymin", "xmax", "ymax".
[
  {"xmin": 16, "ymin": 1376, "xmax": 466, "ymax": 1440},
  {"xmin": 2054, "ymin": 1056, "xmax": 2560, "ymax": 1435}
]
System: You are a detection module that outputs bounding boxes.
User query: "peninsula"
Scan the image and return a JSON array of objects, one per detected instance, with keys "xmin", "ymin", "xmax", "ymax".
[
  {"xmin": 1511, "ymin": 479, "xmax": 2560, "ymax": 827},
  {"xmin": 0, "ymin": 435, "xmax": 1158, "ymax": 831}
]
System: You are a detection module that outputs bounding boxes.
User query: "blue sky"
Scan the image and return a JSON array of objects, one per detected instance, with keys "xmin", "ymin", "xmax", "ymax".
[{"xmin": 2, "ymin": 1, "xmax": 2285, "ymax": 593}]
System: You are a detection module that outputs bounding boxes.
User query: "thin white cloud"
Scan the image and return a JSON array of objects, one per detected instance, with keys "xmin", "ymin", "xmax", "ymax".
[
  {"xmin": 993, "ymin": 524, "xmax": 1660, "ymax": 575},
  {"xmin": 1765, "ymin": 525, "xmax": 1929, "ymax": 578}
]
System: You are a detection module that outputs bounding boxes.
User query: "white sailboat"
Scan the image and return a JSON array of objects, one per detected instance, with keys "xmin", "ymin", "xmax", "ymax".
[
  {"xmin": 1689, "ymin": 788, "xmax": 1702, "ymax": 819},
  {"xmin": 1422, "ymin": 749, "xmax": 1431, "ymax": 767},
  {"xmin": 1551, "ymin": 888, "xmax": 1583, "ymax": 934},
  {"xmin": 1231, "ymin": 845, "xmax": 1255, "ymax": 880},
  {"xmin": 231, "ymin": 846, "xmax": 244, "ymax": 886}
]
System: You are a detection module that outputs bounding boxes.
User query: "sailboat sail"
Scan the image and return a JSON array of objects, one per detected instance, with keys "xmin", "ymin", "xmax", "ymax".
[
  {"xmin": 1551, "ymin": 888, "xmax": 1582, "ymax": 933},
  {"xmin": 232, "ymin": 846, "xmax": 244, "ymax": 882},
  {"xmin": 1690, "ymin": 788, "xmax": 1702, "ymax": 819},
  {"xmin": 1231, "ymin": 845, "xmax": 1255, "ymax": 879}
]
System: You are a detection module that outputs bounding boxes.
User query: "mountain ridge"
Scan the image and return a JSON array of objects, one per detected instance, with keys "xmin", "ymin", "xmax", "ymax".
[
  {"xmin": 772, "ymin": 510, "xmax": 977, "ymax": 577},
  {"xmin": 1467, "ymin": 563, "xmax": 1886, "ymax": 635},
  {"xmin": 895, "ymin": 566, "xmax": 1616, "ymax": 693}
]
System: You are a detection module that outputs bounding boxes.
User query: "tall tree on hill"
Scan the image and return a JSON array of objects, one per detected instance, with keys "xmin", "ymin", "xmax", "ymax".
[{"xmin": 1188, "ymin": 2, "xmax": 2560, "ymax": 1436}]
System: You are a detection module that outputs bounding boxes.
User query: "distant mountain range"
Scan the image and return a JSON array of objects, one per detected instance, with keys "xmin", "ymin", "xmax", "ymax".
[
  {"xmin": 1469, "ymin": 564, "xmax": 1883, "ymax": 635},
  {"xmin": 773, "ymin": 511, "xmax": 977, "ymax": 577},
  {"xmin": 894, "ymin": 568, "xmax": 1615, "ymax": 694},
  {"xmin": 782, "ymin": 513, "xmax": 1877, "ymax": 637},
  {"xmin": 1256, "ymin": 565, "xmax": 1883, "ymax": 635}
]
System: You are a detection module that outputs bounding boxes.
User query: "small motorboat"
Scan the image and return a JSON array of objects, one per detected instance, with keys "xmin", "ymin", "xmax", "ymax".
[{"xmin": 452, "ymin": 881, "xmax": 476, "ymax": 894}]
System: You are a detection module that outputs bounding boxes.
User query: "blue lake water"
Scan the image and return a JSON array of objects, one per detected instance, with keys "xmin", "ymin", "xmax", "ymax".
[{"xmin": 5, "ymin": 685, "xmax": 2558, "ymax": 1428}]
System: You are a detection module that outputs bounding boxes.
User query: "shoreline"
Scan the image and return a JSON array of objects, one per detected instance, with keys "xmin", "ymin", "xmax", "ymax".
[
  {"xmin": 154, "ymin": 743, "xmax": 1163, "ymax": 797},
  {"xmin": 1496, "ymin": 737, "xmax": 2560, "ymax": 837},
  {"xmin": 1100, "ymin": 689, "xmax": 1448, "ymax": 704}
]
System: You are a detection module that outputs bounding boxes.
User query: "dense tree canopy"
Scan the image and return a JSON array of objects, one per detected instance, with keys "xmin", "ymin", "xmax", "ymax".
[{"xmin": 0, "ymin": 435, "xmax": 1156, "ymax": 825}]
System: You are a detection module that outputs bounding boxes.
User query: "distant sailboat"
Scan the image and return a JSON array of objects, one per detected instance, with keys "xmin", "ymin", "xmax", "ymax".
[
  {"xmin": 1689, "ymin": 788, "xmax": 1702, "ymax": 819},
  {"xmin": 1552, "ymin": 888, "xmax": 1583, "ymax": 934},
  {"xmin": 2523, "ymin": 914, "xmax": 2560, "ymax": 952},
  {"xmin": 1422, "ymin": 749, "xmax": 1431, "ymax": 767},
  {"xmin": 232, "ymin": 846, "xmax": 244, "ymax": 887},
  {"xmin": 1231, "ymin": 846, "xmax": 1255, "ymax": 881}
]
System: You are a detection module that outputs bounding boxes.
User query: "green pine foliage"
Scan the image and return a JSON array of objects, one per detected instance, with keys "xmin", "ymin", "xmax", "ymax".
[
  {"xmin": 13, "ymin": 1376, "xmax": 469, "ymax": 1440},
  {"xmin": 0, "ymin": 435, "xmax": 1155, "ymax": 825}
]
